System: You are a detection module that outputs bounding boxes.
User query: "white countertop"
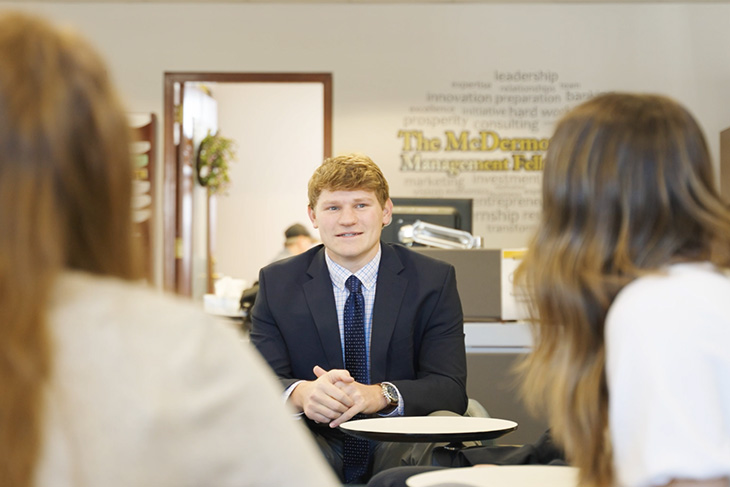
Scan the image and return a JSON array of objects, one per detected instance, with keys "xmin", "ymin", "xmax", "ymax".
[{"xmin": 464, "ymin": 322, "xmax": 532, "ymax": 353}]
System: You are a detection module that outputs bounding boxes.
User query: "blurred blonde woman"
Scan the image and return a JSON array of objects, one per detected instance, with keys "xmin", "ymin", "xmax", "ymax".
[
  {"xmin": 0, "ymin": 11, "xmax": 338, "ymax": 487},
  {"xmin": 517, "ymin": 93, "xmax": 730, "ymax": 487}
]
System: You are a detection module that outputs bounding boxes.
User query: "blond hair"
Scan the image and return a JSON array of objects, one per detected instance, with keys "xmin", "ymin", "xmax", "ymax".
[
  {"xmin": 307, "ymin": 153, "xmax": 390, "ymax": 209},
  {"xmin": 516, "ymin": 93, "xmax": 730, "ymax": 487},
  {"xmin": 0, "ymin": 12, "xmax": 140, "ymax": 486}
]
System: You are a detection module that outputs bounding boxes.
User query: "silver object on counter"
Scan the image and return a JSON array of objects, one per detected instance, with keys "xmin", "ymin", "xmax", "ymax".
[{"xmin": 398, "ymin": 220, "xmax": 481, "ymax": 249}]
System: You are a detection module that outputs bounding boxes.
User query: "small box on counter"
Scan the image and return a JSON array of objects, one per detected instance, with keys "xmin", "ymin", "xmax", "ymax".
[{"xmin": 413, "ymin": 248, "xmax": 528, "ymax": 322}]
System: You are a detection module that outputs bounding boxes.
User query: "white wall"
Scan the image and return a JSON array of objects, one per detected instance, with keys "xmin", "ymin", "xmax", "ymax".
[
  {"xmin": 5, "ymin": 2, "xmax": 730, "ymax": 284},
  {"xmin": 212, "ymin": 82, "xmax": 323, "ymax": 286}
]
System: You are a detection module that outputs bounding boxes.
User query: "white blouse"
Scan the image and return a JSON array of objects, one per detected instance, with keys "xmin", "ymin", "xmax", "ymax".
[{"xmin": 605, "ymin": 263, "xmax": 730, "ymax": 487}]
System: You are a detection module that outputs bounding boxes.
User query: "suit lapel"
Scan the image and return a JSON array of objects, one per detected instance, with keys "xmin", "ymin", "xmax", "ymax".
[
  {"xmin": 370, "ymin": 244, "xmax": 407, "ymax": 383},
  {"xmin": 303, "ymin": 249, "xmax": 344, "ymax": 369}
]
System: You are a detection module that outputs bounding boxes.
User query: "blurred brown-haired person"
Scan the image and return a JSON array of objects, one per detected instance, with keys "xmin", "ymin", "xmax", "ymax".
[
  {"xmin": 0, "ymin": 11, "xmax": 338, "ymax": 487},
  {"xmin": 271, "ymin": 223, "xmax": 317, "ymax": 262},
  {"xmin": 518, "ymin": 93, "xmax": 730, "ymax": 487}
]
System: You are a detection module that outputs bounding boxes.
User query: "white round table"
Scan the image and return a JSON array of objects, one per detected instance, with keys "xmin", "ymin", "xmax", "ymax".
[
  {"xmin": 339, "ymin": 416, "xmax": 518, "ymax": 447},
  {"xmin": 406, "ymin": 465, "xmax": 579, "ymax": 487}
]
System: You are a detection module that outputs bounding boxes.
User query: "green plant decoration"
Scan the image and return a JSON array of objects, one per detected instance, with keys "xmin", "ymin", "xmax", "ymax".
[{"xmin": 196, "ymin": 130, "xmax": 237, "ymax": 195}]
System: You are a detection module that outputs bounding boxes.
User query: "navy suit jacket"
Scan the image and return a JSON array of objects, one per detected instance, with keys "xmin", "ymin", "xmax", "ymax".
[{"xmin": 250, "ymin": 242, "xmax": 468, "ymax": 417}]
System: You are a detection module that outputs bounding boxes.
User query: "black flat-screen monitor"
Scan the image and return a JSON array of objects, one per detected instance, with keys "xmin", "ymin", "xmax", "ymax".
[{"xmin": 381, "ymin": 197, "xmax": 473, "ymax": 245}]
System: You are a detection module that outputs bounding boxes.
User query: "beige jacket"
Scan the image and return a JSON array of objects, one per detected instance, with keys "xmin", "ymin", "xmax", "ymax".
[{"xmin": 36, "ymin": 272, "xmax": 338, "ymax": 487}]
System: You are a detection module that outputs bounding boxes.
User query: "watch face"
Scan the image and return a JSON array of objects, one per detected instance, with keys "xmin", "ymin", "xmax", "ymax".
[{"xmin": 382, "ymin": 383, "xmax": 398, "ymax": 405}]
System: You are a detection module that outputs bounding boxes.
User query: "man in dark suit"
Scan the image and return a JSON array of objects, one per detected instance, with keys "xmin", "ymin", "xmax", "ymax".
[{"xmin": 250, "ymin": 153, "xmax": 467, "ymax": 484}]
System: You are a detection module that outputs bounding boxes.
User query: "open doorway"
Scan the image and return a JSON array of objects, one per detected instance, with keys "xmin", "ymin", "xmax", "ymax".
[{"xmin": 163, "ymin": 73, "xmax": 332, "ymax": 297}]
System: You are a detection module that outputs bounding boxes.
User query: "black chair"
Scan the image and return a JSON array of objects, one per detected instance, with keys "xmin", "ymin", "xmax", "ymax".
[{"xmin": 239, "ymin": 283, "xmax": 259, "ymax": 332}]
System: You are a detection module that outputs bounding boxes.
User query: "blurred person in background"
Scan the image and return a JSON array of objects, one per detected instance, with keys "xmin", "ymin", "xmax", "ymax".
[
  {"xmin": 0, "ymin": 11, "xmax": 338, "ymax": 487},
  {"xmin": 271, "ymin": 222, "xmax": 317, "ymax": 262}
]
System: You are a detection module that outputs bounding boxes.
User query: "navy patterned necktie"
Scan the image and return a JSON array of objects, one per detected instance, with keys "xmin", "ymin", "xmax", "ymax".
[{"xmin": 343, "ymin": 275, "xmax": 370, "ymax": 484}]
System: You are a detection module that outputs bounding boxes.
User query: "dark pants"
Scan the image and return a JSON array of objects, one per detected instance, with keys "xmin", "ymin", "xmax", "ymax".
[
  {"xmin": 309, "ymin": 409, "xmax": 481, "ymax": 484},
  {"xmin": 311, "ymin": 426, "xmax": 439, "ymax": 484},
  {"xmin": 367, "ymin": 429, "xmax": 566, "ymax": 487}
]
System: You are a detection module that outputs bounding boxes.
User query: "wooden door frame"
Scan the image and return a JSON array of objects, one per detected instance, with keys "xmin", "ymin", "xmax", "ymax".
[{"xmin": 163, "ymin": 72, "xmax": 333, "ymax": 293}]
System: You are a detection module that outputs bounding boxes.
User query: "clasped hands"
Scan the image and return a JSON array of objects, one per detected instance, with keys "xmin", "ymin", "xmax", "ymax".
[{"xmin": 290, "ymin": 365, "xmax": 388, "ymax": 428}]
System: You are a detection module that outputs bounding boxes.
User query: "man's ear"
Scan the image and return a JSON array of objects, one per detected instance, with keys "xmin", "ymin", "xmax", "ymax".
[
  {"xmin": 382, "ymin": 198, "xmax": 393, "ymax": 227},
  {"xmin": 307, "ymin": 206, "xmax": 318, "ymax": 228}
]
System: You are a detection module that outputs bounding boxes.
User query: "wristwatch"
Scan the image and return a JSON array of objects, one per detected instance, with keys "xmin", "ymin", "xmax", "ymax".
[{"xmin": 380, "ymin": 382, "xmax": 399, "ymax": 413}]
